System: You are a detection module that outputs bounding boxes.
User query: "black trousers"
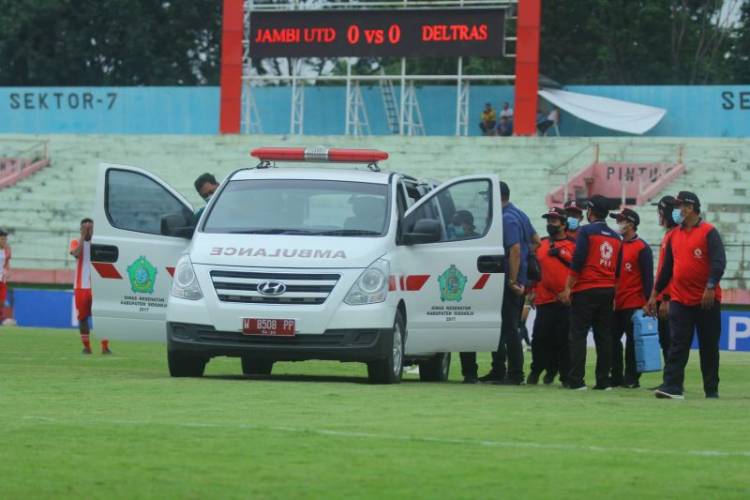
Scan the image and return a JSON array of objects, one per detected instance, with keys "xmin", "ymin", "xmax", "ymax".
[
  {"xmin": 529, "ymin": 302, "xmax": 570, "ymax": 382},
  {"xmin": 662, "ymin": 301, "xmax": 721, "ymax": 395},
  {"xmin": 488, "ymin": 285, "xmax": 525, "ymax": 381},
  {"xmin": 459, "ymin": 352, "xmax": 478, "ymax": 378},
  {"xmin": 611, "ymin": 308, "xmax": 640, "ymax": 386},
  {"xmin": 657, "ymin": 301, "xmax": 671, "ymax": 362},
  {"xmin": 568, "ymin": 287, "xmax": 615, "ymax": 388}
]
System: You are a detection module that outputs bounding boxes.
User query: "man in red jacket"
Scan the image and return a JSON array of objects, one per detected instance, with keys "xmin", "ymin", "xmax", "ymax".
[
  {"xmin": 654, "ymin": 195, "xmax": 679, "ymax": 361},
  {"xmin": 610, "ymin": 208, "xmax": 653, "ymax": 388},
  {"xmin": 647, "ymin": 192, "xmax": 726, "ymax": 399},
  {"xmin": 527, "ymin": 208, "xmax": 576, "ymax": 386},
  {"xmin": 560, "ymin": 195, "xmax": 622, "ymax": 390}
]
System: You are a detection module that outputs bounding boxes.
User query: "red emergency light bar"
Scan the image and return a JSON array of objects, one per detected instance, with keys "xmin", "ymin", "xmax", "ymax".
[{"xmin": 250, "ymin": 146, "xmax": 389, "ymax": 163}]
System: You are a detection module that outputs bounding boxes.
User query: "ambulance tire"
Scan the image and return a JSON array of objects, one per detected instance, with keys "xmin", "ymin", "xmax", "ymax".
[
  {"xmin": 418, "ymin": 353, "xmax": 451, "ymax": 382},
  {"xmin": 367, "ymin": 311, "xmax": 405, "ymax": 384},
  {"xmin": 241, "ymin": 357, "xmax": 274, "ymax": 376},
  {"xmin": 168, "ymin": 350, "xmax": 207, "ymax": 377}
]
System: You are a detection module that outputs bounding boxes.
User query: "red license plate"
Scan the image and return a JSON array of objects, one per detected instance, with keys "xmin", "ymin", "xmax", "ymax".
[{"xmin": 242, "ymin": 318, "xmax": 296, "ymax": 336}]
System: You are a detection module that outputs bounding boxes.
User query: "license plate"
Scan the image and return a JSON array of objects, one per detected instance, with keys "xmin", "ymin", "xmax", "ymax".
[{"xmin": 242, "ymin": 318, "xmax": 296, "ymax": 336}]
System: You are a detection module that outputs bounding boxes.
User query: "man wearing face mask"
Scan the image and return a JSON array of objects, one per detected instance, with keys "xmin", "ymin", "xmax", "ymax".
[
  {"xmin": 559, "ymin": 195, "xmax": 622, "ymax": 390},
  {"xmin": 653, "ymin": 195, "xmax": 679, "ymax": 361},
  {"xmin": 646, "ymin": 192, "xmax": 726, "ymax": 400},
  {"xmin": 609, "ymin": 208, "xmax": 653, "ymax": 388},
  {"xmin": 527, "ymin": 208, "xmax": 575, "ymax": 386},
  {"xmin": 194, "ymin": 173, "xmax": 219, "ymax": 222},
  {"xmin": 564, "ymin": 200, "xmax": 584, "ymax": 239}
]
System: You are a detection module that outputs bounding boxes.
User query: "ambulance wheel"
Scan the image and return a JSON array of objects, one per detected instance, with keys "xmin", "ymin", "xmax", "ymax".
[
  {"xmin": 241, "ymin": 358, "xmax": 274, "ymax": 376},
  {"xmin": 367, "ymin": 311, "xmax": 405, "ymax": 384},
  {"xmin": 168, "ymin": 350, "xmax": 207, "ymax": 377},
  {"xmin": 419, "ymin": 353, "xmax": 451, "ymax": 382}
]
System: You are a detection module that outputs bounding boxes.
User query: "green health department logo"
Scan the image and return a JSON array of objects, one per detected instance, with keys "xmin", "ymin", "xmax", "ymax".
[
  {"xmin": 127, "ymin": 256, "xmax": 157, "ymax": 294},
  {"xmin": 438, "ymin": 264, "xmax": 467, "ymax": 302}
]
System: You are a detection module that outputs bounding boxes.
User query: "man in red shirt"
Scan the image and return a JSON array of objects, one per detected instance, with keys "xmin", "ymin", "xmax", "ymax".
[
  {"xmin": 560, "ymin": 195, "xmax": 622, "ymax": 390},
  {"xmin": 610, "ymin": 208, "xmax": 653, "ymax": 388},
  {"xmin": 70, "ymin": 218, "xmax": 111, "ymax": 355},
  {"xmin": 527, "ymin": 208, "xmax": 576, "ymax": 386},
  {"xmin": 654, "ymin": 195, "xmax": 679, "ymax": 361},
  {"xmin": 647, "ymin": 192, "xmax": 726, "ymax": 399},
  {"xmin": 0, "ymin": 228, "xmax": 11, "ymax": 323}
]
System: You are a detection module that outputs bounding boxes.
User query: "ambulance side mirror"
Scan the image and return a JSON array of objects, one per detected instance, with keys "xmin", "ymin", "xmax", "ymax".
[
  {"xmin": 161, "ymin": 212, "xmax": 195, "ymax": 239},
  {"xmin": 402, "ymin": 218, "xmax": 442, "ymax": 245}
]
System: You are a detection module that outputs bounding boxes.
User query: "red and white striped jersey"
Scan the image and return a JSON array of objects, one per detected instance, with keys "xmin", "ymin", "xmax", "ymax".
[{"xmin": 69, "ymin": 239, "xmax": 91, "ymax": 290}]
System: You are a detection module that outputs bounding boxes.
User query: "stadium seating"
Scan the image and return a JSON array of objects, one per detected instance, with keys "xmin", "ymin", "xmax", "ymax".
[{"xmin": 0, "ymin": 134, "xmax": 746, "ymax": 293}]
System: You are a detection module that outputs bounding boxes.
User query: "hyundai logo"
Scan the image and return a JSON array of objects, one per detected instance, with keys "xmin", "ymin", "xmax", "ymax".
[{"xmin": 257, "ymin": 281, "xmax": 287, "ymax": 296}]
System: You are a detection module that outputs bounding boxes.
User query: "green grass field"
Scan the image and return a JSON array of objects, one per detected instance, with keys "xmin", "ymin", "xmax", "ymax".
[{"xmin": 1, "ymin": 327, "xmax": 749, "ymax": 499}]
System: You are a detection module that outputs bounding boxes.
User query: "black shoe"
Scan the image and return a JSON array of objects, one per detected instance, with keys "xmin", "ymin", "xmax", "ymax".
[
  {"xmin": 568, "ymin": 383, "xmax": 587, "ymax": 391},
  {"xmin": 654, "ymin": 387, "xmax": 684, "ymax": 400},
  {"xmin": 542, "ymin": 373, "xmax": 555, "ymax": 385},
  {"xmin": 102, "ymin": 348, "xmax": 113, "ymax": 355},
  {"xmin": 593, "ymin": 384, "xmax": 612, "ymax": 391},
  {"xmin": 705, "ymin": 391, "xmax": 719, "ymax": 399},
  {"xmin": 623, "ymin": 382, "xmax": 640, "ymax": 389},
  {"xmin": 82, "ymin": 348, "xmax": 92, "ymax": 355},
  {"xmin": 478, "ymin": 372, "xmax": 504, "ymax": 383},
  {"xmin": 463, "ymin": 375, "xmax": 479, "ymax": 384},
  {"xmin": 495, "ymin": 378, "xmax": 526, "ymax": 386},
  {"xmin": 526, "ymin": 372, "xmax": 540, "ymax": 385}
]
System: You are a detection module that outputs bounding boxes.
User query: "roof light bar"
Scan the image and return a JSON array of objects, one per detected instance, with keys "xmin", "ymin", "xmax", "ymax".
[{"xmin": 250, "ymin": 147, "xmax": 389, "ymax": 163}]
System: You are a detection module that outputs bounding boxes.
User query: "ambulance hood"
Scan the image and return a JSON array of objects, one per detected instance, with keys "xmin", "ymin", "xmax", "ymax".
[{"xmin": 190, "ymin": 233, "xmax": 390, "ymax": 269}]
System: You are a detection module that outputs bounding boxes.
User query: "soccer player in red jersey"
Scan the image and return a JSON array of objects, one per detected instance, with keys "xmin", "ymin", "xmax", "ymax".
[
  {"xmin": 70, "ymin": 218, "xmax": 111, "ymax": 355},
  {"xmin": 647, "ymin": 192, "xmax": 726, "ymax": 399},
  {"xmin": 0, "ymin": 228, "xmax": 11, "ymax": 323},
  {"xmin": 560, "ymin": 195, "xmax": 622, "ymax": 390},
  {"xmin": 527, "ymin": 208, "xmax": 576, "ymax": 386},
  {"xmin": 610, "ymin": 208, "xmax": 653, "ymax": 388}
]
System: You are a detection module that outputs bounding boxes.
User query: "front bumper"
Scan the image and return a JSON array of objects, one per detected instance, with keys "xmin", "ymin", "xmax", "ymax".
[{"xmin": 167, "ymin": 322, "xmax": 392, "ymax": 362}]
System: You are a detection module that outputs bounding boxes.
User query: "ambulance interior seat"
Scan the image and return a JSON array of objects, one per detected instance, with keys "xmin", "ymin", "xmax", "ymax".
[{"xmin": 344, "ymin": 196, "xmax": 386, "ymax": 232}]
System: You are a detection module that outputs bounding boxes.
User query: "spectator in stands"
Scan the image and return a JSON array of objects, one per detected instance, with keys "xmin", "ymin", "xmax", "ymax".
[
  {"xmin": 70, "ymin": 218, "xmax": 111, "ymax": 355},
  {"xmin": 547, "ymin": 107, "xmax": 561, "ymax": 135},
  {"xmin": 647, "ymin": 191, "xmax": 726, "ymax": 400},
  {"xmin": 610, "ymin": 208, "xmax": 653, "ymax": 388},
  {"xmin": 479, "ymin": 103, "xmax": 497, "ymax": 136},
  {"xmin": 537, "ymin": 109, "xmax": 554, "ymax": 135},
  {"xmin": 194, "ymin": 173, "xmax": 219, "ymax": 221},
  {"xmin": 0, "ymin": 228, "xmax": 10, "ymax": 324},
  {"xmin": 564, "ymin": 200, "xmax": 584, "ymax": 238},
  {"xmin": 652, "ymin": 195, "xmax": 679, "ymax": 362},
  {"xmin": 500, "ymin": 102, "xmax": 514, "ymax": 119},
  {"xmin": 496, "ymin": 116, "xmax": 513, "ymax": 137},
  {"xmin": 559, "ymin": 195, "xmax": 621, "ymax": 390},
  {"xmin": 527, "ymin": 208, "xmax": 575, "ymax": 386}
]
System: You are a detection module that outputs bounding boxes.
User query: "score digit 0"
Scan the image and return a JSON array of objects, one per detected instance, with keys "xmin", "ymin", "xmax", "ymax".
[
  {"xmin": 388, "ymin": 24, "xmax": 401, "ymax": 44},
  {"xmin": 347, "ymin": 25, "xmax": 360, "ymax": 44}
]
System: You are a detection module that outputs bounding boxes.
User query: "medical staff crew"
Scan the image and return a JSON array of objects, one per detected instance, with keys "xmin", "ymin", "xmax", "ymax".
[
  {"xmin": 654, "ymin": 195, "xmax": 679, "ymax": 361},
  {"xmin": 560, "ymin": 195, "xmax": 621, "ymax": 390},
  {"xmin": 647, "ymin": 192, "xmax": 726, "ymax": 400},
  {"xmin": 610, "ymin": 208, "xmax": 653, "ymax": 388},
  {"xmin": 527, "ymin": 208, "xmax": 575, "ymax": 386},
  {"xmin": 564, "ymin": 199, "xmax": 584, "ymax": 239}
]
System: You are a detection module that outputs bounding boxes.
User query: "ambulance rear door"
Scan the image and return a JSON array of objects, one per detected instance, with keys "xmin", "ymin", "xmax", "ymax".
[
  {"xmin": 393, "ymin": 174, "xmax": 505, "ymax": 355},
  {"xmin": 91, "ymin": 163, "xmax": 194, "ymax": 341}
]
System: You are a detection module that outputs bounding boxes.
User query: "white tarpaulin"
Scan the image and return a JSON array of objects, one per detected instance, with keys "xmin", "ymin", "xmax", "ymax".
[{"xmin": 538, "ymin": 88, "xmax": 666, "ymax": 135}]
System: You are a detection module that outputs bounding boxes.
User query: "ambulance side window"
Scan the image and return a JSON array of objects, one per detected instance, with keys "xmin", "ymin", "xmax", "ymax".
[
  {"xmin": 404, "ymin": 179, "xmax": 492, "ymax": 242},
  {"xmin": 105, "ymin": 169, "xmax": 193, "ymax": 236}
]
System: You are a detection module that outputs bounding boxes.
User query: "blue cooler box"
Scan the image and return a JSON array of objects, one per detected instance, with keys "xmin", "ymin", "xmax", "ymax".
[{"xmin": 632, "ymin": 310, "xmax": 662, "ymax": 373}]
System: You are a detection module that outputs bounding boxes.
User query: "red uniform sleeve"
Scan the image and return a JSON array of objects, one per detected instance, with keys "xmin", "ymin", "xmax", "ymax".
[{"xmin": 69, "ymin": 239, "xmax": 79, "ymax": 253}]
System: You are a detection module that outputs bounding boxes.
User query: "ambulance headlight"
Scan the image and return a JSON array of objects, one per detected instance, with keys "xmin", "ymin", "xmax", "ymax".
[
  {"xmin": 345, "ymin": 259, "xmax": 389, "ymax": 305},
  {"xmin": 170, "ymin": 255, "xmax": 203, "ymax": 300}
]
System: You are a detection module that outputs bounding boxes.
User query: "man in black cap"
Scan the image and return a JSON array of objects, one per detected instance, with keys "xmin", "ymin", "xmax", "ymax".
[
  {"xmin": 564, "ymin": 200, "xmax": 584, "ymax": 239},
  {"xmin": 610, "ymin": 208, "xmax": 653, "ymax": 388},
  {"xmin": 559, "ymin": 195, "xmax": 622, "ymax": 390},
  {"xmin": 647, "ymin": 191, "xmax": 726, "ymax": 399},
  {"xmin": 652, "ymin": 195, "xmax": 679, "ymax": 361}
]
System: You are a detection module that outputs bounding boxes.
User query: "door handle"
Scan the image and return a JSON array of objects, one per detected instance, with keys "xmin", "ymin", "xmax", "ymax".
[
  {"xmin": 477, "ymin": 255, "xmax": 505, "ymax": 273},
  {"xmin": 91, "ymin": 244, "xmax": 119, "ymax": 263}
]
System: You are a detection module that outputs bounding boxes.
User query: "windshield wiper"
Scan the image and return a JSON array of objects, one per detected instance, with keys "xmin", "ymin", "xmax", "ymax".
[
  {"xmin": 315, "ymin": 229, "xmax": 382, "ymax": 236},
  {"xmin": 227, "ymin": 228, "xmax": 316, "ymax": 235}
]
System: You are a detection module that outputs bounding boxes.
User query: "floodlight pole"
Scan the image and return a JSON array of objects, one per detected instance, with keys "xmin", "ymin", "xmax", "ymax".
[{"xmin": 398, "ymin": 58, "xmax": 407, "ymax": 135}]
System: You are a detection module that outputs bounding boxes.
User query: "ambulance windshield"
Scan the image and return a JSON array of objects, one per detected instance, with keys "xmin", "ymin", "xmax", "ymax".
[{"xmin": 202, "ymin": 179, "xmax": 390, "ymax": 236}]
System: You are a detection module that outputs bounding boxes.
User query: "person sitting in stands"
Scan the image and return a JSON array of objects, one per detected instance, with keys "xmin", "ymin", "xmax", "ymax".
[
  {"xmin": 497, "ymin": 116, "xmax": 513, "ymax": 137},
  {"xmin": 479, "ymin": 103, "xmax": 497, "ymax": 136}
]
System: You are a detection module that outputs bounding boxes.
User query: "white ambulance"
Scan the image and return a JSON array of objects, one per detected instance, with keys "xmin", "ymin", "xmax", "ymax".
[{"xmin": 91, "ymin": 147, "xmax": 505, "ymax": 383}]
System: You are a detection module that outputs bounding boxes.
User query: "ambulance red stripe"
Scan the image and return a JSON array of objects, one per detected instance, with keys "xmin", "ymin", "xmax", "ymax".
[
  {"xmin": 92, "ymin": 262, "xmax": 122, "ymax": 280},
  {"xmin": 472, "ymin": 274, "xmax": 490, "ymax": 290},
  {"xmin": 405, "ymin": 275, "xmax": 430, "ymax": 291}
]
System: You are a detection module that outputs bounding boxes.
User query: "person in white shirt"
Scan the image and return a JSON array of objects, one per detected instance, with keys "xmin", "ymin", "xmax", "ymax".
[
  {"xmin": 0, "ymin": 229, "xmax": 11, "ymax": 323},
  {"xmin": 499, "ymin": 102, "xmax": 514, "ymax": 119}
]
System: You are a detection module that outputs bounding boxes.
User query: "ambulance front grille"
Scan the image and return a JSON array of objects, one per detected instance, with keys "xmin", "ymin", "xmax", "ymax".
[{"xmin": 209, "ymin": 270, "xmax": 340, "ymax": 305}]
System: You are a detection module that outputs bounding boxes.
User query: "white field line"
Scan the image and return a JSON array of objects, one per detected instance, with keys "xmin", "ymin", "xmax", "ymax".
[{"xmin": 20, "ymin": 416, "xmax": 750, "ymax": 459}]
